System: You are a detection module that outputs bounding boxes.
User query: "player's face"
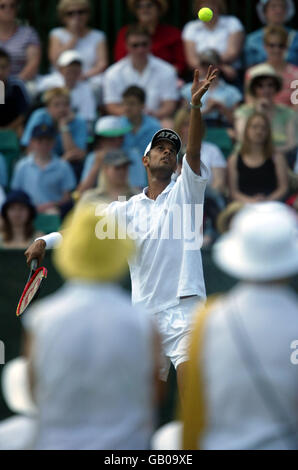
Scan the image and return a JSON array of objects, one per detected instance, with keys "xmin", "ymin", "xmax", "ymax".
[
  {"xmin": 247, "ymin": 116, "xmax": 269, "ymax": 145},
  {"xmin": 6, "ymin": 203, "xmax": 30, "ymax": 226},
  {"xmin": 123, "ymin": 96, "xmax": 144, "ymax": 121},
  {"xmin": 265, "ymin": 0, "xmax": 287, "ymax": 25},
  {"xmin": 143, "ymin": 139, "xmax": 177, "ymax": 179},
  {"xmin": 47, "ymin": 96, "xmax": 71, "ymax": 120}
]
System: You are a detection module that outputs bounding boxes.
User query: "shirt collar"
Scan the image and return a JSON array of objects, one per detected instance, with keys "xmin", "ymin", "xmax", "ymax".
[{"xmin": 141, "ymin": 179, "xmax": 176, "ymax": 200}]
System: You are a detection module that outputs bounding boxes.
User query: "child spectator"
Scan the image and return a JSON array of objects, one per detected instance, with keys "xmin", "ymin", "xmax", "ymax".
[
  {"xmin": 103, "ymin": 25, "xmax": 179, "ymax": 120},
  {"xmin": 0, "ymin": 0, "xmax": 41, "ymax": 81},
  {"xmin": 114, "ymin": 0, "xmax": 186, "ymax": 76},
  {"xmin": 0, "ymin": 48, "xmax": 30, "ymax": 137},
  {"xmin": 228, "ymin": 112, "xmax": 288, "ymax": 203},
  {"xmin": 121, "ymin": 86, "xmax": 161, "ymax": 189},
  {"xmin": 245, "ymin": 0, "xmax": 298, "ymax": 68},
  {"xmin": 12, "ymin": 124, "xmax": 76, "ymax": 214},
  {"xmin": 37, "ymin": 50, "xmax": 97, "ymax": 126}
]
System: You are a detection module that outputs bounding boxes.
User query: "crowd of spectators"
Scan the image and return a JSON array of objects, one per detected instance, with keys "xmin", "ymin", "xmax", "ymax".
[{"xmin": 0, "ymin": 0, "xmax": 297, "ymax": 247}]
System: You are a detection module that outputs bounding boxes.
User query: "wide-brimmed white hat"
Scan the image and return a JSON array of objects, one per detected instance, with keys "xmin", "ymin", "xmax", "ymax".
[
  {"xmin": 213, "ymin": 202, "xmax": 298, "ymax": 281},
  {"xmin": 57, "ymin": 50, "xmax": 83, "ymax": 67},
  {"xmin": 95, "ymin": 116, "xmax": 132, "ymax": 137},
  {"xmin": 257, "ymin": 0, "xmax": 296, "ymax": 23},
  {"xmin": 1, "ymin": 357, "xmax": 37, "ymax": 417}
]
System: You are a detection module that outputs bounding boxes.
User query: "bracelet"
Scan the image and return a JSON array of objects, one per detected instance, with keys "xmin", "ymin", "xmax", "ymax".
[{"xmin": 190, "ymin": 101, "xmax": 202, "ymax": 109}]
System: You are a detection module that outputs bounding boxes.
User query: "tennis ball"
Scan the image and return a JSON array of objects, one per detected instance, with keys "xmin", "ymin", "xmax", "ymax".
[{"xmin": 198, "ymin": 7, "xmax": 213, "ymax": 22}]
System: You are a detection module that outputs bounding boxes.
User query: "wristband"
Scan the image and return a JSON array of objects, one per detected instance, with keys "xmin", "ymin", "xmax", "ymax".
[
  {"xmin": 190, "ymin": 101, "xmax": 202, "ymax": 109},
  {"xmin": 35, "ymin": 232, "xmax": 63, "ymax": 250}
]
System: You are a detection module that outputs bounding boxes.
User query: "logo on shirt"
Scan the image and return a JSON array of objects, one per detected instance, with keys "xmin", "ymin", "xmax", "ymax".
[
  {"xmin": 290, "ymin": 340, "xmax": 298, "ymax": 365},
  {"xmin": 291, "ymin": 80, "xmax": 298, "ymax": 105},
  {"xmin": 0, "ymin": 340, "xmax": 5, "ymax": 365},
  {"xmin": 0, "ymin": 81, "xmax": 4, "ymax": 105}
]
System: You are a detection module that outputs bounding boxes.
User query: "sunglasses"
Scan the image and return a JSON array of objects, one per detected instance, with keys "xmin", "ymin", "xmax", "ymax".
[
  {"xmin": 65, "ymin": 9, "xmax": 88, "ymax": 17},
  {"xmin": 255, "ymin": 81, "xmax": 276, "ymax": 89},
  {"xmin": 266, "ymin": 42, "xmax": 286, "ymax": 49},
  {"xmin": 129, "ymin": 41, "xmax": 150, "ymax": 49},
  {"xmin": 0, "ymin": 2, "xmax": 17, "ymax": 10},
  {"xmin": 136, "ymin": 2, "xmax": 155, "ymax": 9}
]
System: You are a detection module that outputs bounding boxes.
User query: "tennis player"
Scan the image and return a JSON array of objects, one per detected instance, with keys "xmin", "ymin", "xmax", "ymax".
[{"xmin": 25, "ymin": 67, "xmax": 218, "ymax": 399}]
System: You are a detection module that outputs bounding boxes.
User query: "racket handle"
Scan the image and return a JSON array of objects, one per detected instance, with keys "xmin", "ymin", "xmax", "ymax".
[{"xmin": 30, "ymin": 259, "xmax": 38, "ymax": 271}]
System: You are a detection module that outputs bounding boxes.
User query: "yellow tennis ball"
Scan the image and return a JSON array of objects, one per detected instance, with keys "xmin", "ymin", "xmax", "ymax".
[{"xmin": 198, "ymin": 7, "xmax": 213, "ymax": 22}]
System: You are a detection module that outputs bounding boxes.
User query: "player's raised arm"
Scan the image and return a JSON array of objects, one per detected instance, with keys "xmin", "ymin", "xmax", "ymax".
[{"xmin": 186, "ymin": 67, "xmax": 218, "ymax": 175}]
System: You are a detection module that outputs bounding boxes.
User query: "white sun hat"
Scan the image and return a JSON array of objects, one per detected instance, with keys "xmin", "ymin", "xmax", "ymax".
[
  {"xmin": 57, "ymin": 50, "xmax": 83, "ymax": 67},
  {"xmin": 2, "ymin": 357, "xmax": 37, "ymax": 417},
  {"xmin": 213, "ymin": 202, "xmax": 298, "ymax": 281},
  {"xmin": 257, "ymin": 0, "xmax": 296, "ymax": 24},
  {"xmin": 94, "ymin": 116, "xmax": 132, "ymax": 137}
]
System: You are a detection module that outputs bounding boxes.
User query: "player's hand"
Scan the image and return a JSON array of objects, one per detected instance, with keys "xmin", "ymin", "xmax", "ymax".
[
  {"xmin": 24, "ymin": 240, "xmax": 46, "ymax": 267},
  {"xmin": 191, "ymin": 66, "xmax": 218, "ymax": 106}
]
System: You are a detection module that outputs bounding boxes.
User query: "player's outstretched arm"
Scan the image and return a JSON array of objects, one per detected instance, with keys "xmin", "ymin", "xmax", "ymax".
[
  {"xmin": 24, "ymin": 232, "xmax": 63, "ymax": 267},
  {"xmin": 186, "ymin": 67, "xmax": 218, "ymax": 175}
]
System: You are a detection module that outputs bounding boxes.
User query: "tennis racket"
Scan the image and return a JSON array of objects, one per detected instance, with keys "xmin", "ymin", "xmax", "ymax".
[{"xmin": 16, "ymin": 259, "xmax": 48, "ymax": 317}]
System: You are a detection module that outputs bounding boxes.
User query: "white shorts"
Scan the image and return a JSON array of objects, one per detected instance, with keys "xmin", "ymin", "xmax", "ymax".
[{"xmin": 153, "ymin": 296, "xmax": 205, "ymax": 381}]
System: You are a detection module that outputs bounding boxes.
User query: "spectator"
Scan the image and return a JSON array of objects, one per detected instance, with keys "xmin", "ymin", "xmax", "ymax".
[
  {"xmin": 0, "ymin": 190, "xmax": 42, "ymax": 249},
  {"xmin": 49, "ymin": 0, "xmax": 108, "ymax": 99},
  {"xmin": 121, "ymin": 86, "xmax": 161, "ymax": 189},
  {"xmin": 79, "ymin": 150, "xmax": 139, "ymax": 206},
  {"xmin": 246, "ymin": 26, "xmax": 298, "ymax": 108},
  {"xmin": 114, "ymin": 0, "xmax": 186, "ymax": 76},
  {"xmin": 21, "ymin": 205, "xmax": 158, "ymax": 450},
  {"xmin": 234, "ymin": 64, "xmax": 296, "ymax": 154},
  {"xmin": 103, "ymin": 25, "xmax": 179, "ymax": 120},
  {"xmin": 183, "ymin": 202, "xmax": 298, "ymax": 450},
  {"xmin": 12, "ymin": 124, "xmax": 76, "ymax": 214},
  {"xmin": 228, "ymin": 112, "xmax": 288, "ymax": 203},
  {"xmin": 182, "ymin": 0, "xmax": 245, "ymax": 82},
  {"xmin": 245, "ymin": 0, "xmax": 298, "ymax": 68},
  {"xmin": 21, "ymin": 87, "xmax": 88, "ymax": 179},
  {"xmin": 0, "ymin": 48, "xmax": 30, "ymax": 137},
  {"xmin": 78, "ymin": 116, "xmax": 132, "ymax": 194},
  {"xmin": 37, "ymin": 50, "xmax": 97, "ymax": 126},
  {"xmin": 181, "ymin": 50, "xmax": 242, "ymax": 128},
  {"xmin": 0, "ymin": 152, "xmax": 8, "ymax": 189},
  {"xmin": 0, "ymin": 0, "xmax": 41, "ymax": 82}
]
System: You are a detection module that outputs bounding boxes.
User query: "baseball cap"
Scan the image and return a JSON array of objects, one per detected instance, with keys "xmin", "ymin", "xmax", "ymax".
[
  {"xmin": 95, "ymin": 116, "xmax": 133, "ymax": 138},
  {"xmin": 31, "ymin": 124, "xmax": 57, "ymax": 139},
  {"xmin": 103, "ymin": 150, "xmax": 132, "ymax": 167},
  {"xmin": 145, "ymin": 129, "xmax": 182, "ymax": 156},
  {"xmin": 57, "ymin": 50, "xmax": 83, "ymax": 67}
]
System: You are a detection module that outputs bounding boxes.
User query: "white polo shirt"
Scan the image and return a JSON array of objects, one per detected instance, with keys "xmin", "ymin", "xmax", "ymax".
[
  {"xmin": 104, "ymin": 156, "xmax": 209, "ymax": 314},
  {"xmin": 103, "ymin": 54, "xmax": 179, "ymax": 113}
]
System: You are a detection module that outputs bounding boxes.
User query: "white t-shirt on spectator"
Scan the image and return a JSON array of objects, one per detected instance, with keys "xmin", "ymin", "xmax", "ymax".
[
  {"xmin": 37, "ymin": 72, "xmax": 96, "ymax": 121},
  {"xmin": 50, "ymin": 28, "xmax": 106, "ymax": 73},
  {"xmin": 201, "ymin": 142, "xmax": 227, "ymax": 185},
  {"xmin": 106, "ymin": 156, "xmax": 209, "ymax": 314},
  {"xmin": 103, "ymin": 54, "xmax": 179, "ymax": 113},
  {"xmin": 182, "ymin": 16, "xmax": 244, "ymax": 57}
]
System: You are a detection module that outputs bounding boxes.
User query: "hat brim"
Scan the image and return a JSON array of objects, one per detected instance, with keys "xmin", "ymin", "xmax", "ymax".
[
  {"xmin": 213, "ymin": 233, "xmax": 298, "ymax": 281},
  {"xmin": 257, "ymin": 0, "xmax": 295, "ymax": 23},
  {"xmin": 96, "ymin": 126, "xmax": 133, "ymax": 138}
]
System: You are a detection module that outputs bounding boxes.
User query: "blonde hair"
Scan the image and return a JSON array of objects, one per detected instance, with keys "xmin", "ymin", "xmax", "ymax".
[
  {"xmin": 174, "ymin": 107, "xmax": 191, "ymax": 136},
  {"xmin": 193, "ymin": 0, "xmax": 226, "ymax": 15},
  {"xmin": 264, "ymin": 25, "xmax": 288, "ymax": 46},
  {"xmin": 43, "ymin": 87, "xmax": 71, "ymax": 105},
  {"xmin": 240, "ymin": 112, "xmax": 274, "ymax": 160},
  {"xmin": 58, "ymin": 0, "xmax": 90, "ymax": 21}
]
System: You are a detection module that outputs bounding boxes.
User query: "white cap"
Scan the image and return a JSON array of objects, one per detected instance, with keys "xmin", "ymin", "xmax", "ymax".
[
  {"xmin": 57, "ymin": 50, "xmax": 83, "ymax": 67},
  {"xmin": 213, "ymin": 202, "xmax": 298, "ymax": 281},
  {"xmin": 94, "ymin": 116, "xmax": 132, "ymax": 137},
  {"xmin": 257, "ymin": 0, "xmax": 295, "ymax": 23}
]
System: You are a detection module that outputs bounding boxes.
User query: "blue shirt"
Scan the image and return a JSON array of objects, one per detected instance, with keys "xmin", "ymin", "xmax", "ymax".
[
  {"xmin": 0, "ymin": 153, "xmax": 8, "ymax": 188},
  {"xmin": 122, "ymin": 115, "xmax": 161, "ymax": 188},
  {"xmin": 21, "ymin": 108, "xmax": 88, "ymax": 156},
  {"xmin": 245, "ymin": 27, "xmax": 298, "ymax": 68},
  {"xmin": 11, "ymin": 154, "xmax": 76, "ymax": 205}
]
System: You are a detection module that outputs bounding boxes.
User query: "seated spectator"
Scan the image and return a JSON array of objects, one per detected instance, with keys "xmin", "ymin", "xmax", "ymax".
[
  {"xmin": 182, "ymin": 0, "xmax": 245, "ymax": 83},
  {"xmin": 121, "ymin": 86, "xmax": 161, "ymax": 189},
  {"xmin": 228, "ymin": 112, "xmax": 288, "ymax": 203},
  {"xmin": 114, "ymin": 0, "xmax": 186, "ymax": 76},
  {"xmin": 103, "ymin": 25, "xmax": 179, "ymax": 120},
  {"xmin": 245, "ymin": 26, "xmax": 298, "ymax": 108},
  {"xmin": 49, "ymin": 0, "xmax": 108, "ymax": 98},
  {"xmin": 0, "ymin": 190, "xmax": 42, "ymax": 249},
  {"xmin": 78, "ymin": 116, "xmax": 132, "ymax": 194},
  {"xmin": 245, "ymin": 0, "xmax": 298, "ymax": 68},
  {"xmin": 234, "ymin": 64, "xmax": 296, "ymax": 154},
  {"xmin": 21, "ymin": 87, "xmax": 87, "ymax": 179},
  {"xmin": 0, "ymin": 48, "xmax": 30, "ymax": 137},
  {"xmin": 79, "ymin": 150, "xmax": 139, "ymax": 206},
  {"xmin": 37, "ymin": 50, "xmax": 97, "ymax": 126},
  {"xmin": 12, "ymin": 124, "xmax": 76, "ymax": 214},
  {"xmin": 0, "ymin": 0, "xmax": 41, "ymax": 82},
  {"xmin": 181, "ymin": 50, "xmax": 242, "ymax": 128}
]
